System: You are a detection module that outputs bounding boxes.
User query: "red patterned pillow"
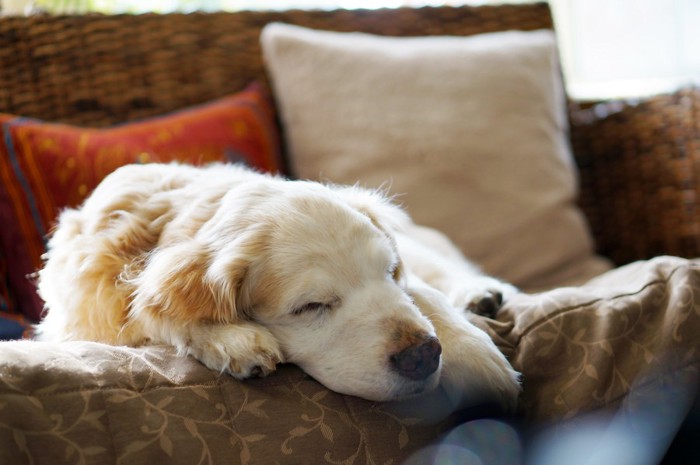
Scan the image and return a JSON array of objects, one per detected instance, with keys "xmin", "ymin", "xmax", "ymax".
[{"xmin": 0, "ymin": 83, "xmax": 283, "ymax": 322}]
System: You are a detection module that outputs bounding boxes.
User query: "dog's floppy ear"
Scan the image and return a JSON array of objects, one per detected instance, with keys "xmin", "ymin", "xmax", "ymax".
[
  {"xmin": 335, "ymin": 185, "xmax": 410, "ymax": 282},
  {"xmin": 126, "ymin": 231, "xmax": 261, "ymax": 324},
  {"xmin": 333, "ymin": 184, "xmax": 410, "ymax": 235}
]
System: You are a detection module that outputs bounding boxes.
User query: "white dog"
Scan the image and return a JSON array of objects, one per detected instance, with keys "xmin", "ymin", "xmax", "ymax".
[{"xmin": 35, "ymin": 163, "xmax": 520, "ymax": 409}]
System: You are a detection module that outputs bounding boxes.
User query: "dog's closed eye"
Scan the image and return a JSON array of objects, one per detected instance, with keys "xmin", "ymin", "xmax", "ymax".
[
  {"xmin": 291, "ymin": 298, "xmax": 340, "ymax": 316},
  {"xmin": 388, "ymin": 260, "xmax": 403, "ymax": 282}
]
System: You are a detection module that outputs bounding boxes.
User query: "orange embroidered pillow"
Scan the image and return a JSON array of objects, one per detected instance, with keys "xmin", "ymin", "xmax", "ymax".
[{"xmin": 0, "ymin": 83, "xmax": 283, "ymax": 322}]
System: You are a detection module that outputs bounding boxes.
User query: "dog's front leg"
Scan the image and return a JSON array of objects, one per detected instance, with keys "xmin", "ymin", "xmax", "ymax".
[
  {"xmin": 144, "ymin": 319, "xmax": 284, "ymax": 378},
  {"xmin": 397, "ymin": 224, "xmax": 518, "ymax": 317},
  {"xmin": 187, "ymin": 322, "xmax": 284, "ymax": 378},
  {"xmin": 406, "ymin": 276, "xmax": 521, "ymax": 411}
]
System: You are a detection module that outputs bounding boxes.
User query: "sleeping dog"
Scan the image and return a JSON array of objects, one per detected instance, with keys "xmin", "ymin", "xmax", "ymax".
[{"xmin": 35, "ymin": 163, "xmax": 520, "ymax": 409}]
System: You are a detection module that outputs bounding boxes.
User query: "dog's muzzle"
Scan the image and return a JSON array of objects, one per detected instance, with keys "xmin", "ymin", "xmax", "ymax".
[{"xmin": 390, "ymin": 336, "xmax": 442, "ymax": 380}]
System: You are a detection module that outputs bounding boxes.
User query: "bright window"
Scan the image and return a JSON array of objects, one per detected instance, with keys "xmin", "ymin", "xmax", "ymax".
[{"xmin": 551, "ymin": 0, "xmax": 700, "ymax": 99}]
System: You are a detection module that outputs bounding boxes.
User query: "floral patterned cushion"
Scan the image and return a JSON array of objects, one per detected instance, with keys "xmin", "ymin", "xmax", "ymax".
[
  {"xmin": 0, "ymin": 256, "xmax": 697, "ymax": 464},
  {"xmin": 0, "ymin": 342, "xmax": 460, "ymax": 464},
  {"xmin": 495, "ymin": 255, "xmax": 700, "ymax": 423}
]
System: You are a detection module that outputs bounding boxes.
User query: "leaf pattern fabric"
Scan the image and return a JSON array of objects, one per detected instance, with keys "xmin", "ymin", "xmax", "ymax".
[{"xmin": 1, "ymin": 256, "xmax": 699, "ymax": 464}]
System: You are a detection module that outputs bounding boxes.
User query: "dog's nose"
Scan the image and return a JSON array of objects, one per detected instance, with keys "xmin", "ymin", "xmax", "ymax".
[{"xmin": 390, "ymin": 336, "xmax": 442, "ymax": 380}]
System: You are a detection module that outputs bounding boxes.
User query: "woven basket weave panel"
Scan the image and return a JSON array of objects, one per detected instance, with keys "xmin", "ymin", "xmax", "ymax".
[
  {"xmin": 570, "ymin": 87, "xmax": 700, "ymax": 264},
  {"xmin": 0, "ymin": 3, "xmax": 553, "ymax": 126}
]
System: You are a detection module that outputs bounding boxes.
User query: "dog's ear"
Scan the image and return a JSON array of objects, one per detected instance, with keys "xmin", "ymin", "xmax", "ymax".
[
  {"xmin": 335, "ymin": 185, "xmax": 409, "ymax": 283},
  {"xmin": 333, "ymin": 185, "xmax": 410, "ymax": 235},
  {"xmin": 127, "ymin": 231, "xmax": 262, "ymax": 324}
]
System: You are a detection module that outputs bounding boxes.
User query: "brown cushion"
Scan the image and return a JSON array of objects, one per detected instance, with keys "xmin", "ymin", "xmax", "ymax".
[
  {"xmin": 485, "ymin": 255, "xmax": 700, "ymax": 422},
  {"xmin": 1, "ymin": 257, "xmax": 698, "ymax": 463},
  {"xmin": 0, "ymin": 341, "xmax": 461, "ymax": 464}
]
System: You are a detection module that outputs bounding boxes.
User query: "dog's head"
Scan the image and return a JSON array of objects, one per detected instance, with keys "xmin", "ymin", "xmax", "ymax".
[
  {"xmin": 129, "ymin": 178, "xmax": 442, "ymax": 400},
  {"xmin": 240, "ymin": 182, "xmax": 442, "ymax": 400}
]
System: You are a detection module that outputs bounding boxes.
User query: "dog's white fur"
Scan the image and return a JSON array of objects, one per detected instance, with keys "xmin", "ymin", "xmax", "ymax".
[{"xmin": 36, "ymin": 163, "xmax": 520, "ymax": 408}]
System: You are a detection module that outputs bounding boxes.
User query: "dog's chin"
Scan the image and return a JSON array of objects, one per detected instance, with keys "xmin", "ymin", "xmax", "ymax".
[
  {"xmin": 389, "ymin": 377, "xmax": 442, "ymax": 402},
  {"xmin": 341, "ymin": 370, "xmax": 443, "ymax": 402}
]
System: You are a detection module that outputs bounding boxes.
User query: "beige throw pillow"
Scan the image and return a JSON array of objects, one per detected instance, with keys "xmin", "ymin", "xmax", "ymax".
[{"xmin": 261, "ymin": 23, "xmax": 611, "ymax": 291}]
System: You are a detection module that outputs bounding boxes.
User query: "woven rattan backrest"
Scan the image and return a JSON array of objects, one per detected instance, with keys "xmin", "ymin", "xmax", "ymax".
[{"xmin": 0, "ymin": 3, "xmax": 553, "ymax": 126}]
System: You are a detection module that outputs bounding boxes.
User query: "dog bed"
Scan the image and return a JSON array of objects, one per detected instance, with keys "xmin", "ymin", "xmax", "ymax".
[{"xmin": 1, "ymin": 255, "xmax": 697, "ymax": 464}]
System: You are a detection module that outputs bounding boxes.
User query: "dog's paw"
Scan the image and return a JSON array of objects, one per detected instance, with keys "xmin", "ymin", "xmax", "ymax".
[
  {"xmin": 186, "ymin": 323, "xmax": 283, "ymax": 379},
  {"xmin": 447, "ymin": 278, "xmax": 518, "ymax": 318},
  {"xmin": 407, "ymin": 279, "xmax": 521, "ymax": 412},
  {"xmin": 438, "ymin": 320, "xmax": 522, "ymax": 412}
]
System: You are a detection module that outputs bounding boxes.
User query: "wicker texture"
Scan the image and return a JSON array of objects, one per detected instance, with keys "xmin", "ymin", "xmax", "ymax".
[
  {"xmin": 569, "ymin": 88, "xmax": 700, "ymax": 264},
  {"xmin": 0, "ymin": 4, "xmax": 553, "ymax": 127},
  {"xmin": 1, "ymin": 3, "xmax": 699, "ymax": 265}
]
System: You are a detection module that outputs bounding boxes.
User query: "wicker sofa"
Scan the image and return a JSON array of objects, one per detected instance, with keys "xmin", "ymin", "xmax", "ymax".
[{"xmin": 0, "ymin": 3, "xmax": 698, "ymax": 464}]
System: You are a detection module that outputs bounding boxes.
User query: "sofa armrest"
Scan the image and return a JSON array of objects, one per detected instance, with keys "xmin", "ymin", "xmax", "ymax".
[{"xmin": 569, "ymin": 87, "xmax": 700, "ymax": 265}]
